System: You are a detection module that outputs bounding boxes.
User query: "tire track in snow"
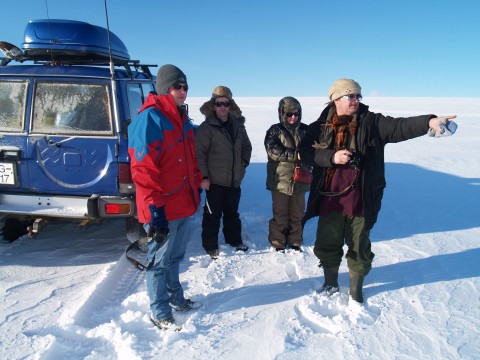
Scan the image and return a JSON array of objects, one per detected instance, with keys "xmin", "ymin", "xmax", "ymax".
[
  {"xmin": 70, "ymin": 255, "xmax": 145, "ymax": 328},
  {"xmin": 38, "ymin": 254, "xmax": 147, "ymax": 359}
]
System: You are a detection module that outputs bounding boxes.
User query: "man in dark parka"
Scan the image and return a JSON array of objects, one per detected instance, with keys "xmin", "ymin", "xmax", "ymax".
[{"xmin": 299, "ymin": 78, "xmax": 457, "ymax": 302}]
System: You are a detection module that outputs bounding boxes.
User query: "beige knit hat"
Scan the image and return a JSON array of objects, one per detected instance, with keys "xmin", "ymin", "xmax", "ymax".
[
  {"xmin": 328, "ymin": 78, "xmax": 361, "ymax": 101},
  {"xmin": 200, "ymin": 85, "xmax": 243, "ymax": 119}
]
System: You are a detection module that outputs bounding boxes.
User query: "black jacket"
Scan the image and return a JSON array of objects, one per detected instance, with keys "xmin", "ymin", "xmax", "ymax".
[
  {"xmin": 264, "ymin": 120, "xmax": 310, "ymax": 195},
  {"xmin": 299, "ymin": 102, "xmax": 435, "ymax": 230}
]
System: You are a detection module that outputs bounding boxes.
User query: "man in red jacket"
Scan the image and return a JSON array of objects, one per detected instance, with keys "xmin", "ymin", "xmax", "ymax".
[{"xmin": 128, "ymin": 64, "xmax": 202, "ymax": 331}]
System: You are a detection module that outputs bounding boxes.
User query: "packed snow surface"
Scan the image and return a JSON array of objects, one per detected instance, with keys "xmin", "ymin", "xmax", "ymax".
[{"xmin": 1, "ymin": 97, "xmax": 479, "ymax": 359}]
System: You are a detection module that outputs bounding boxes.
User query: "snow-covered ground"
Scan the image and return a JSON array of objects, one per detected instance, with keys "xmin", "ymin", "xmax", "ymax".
[{"xmin": 1, "ymin": 97, "xmax": 479, "ymax": 359}]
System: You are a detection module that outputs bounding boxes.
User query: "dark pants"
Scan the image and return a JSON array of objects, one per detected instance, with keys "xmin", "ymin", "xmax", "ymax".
[
  {"xmin": 313, "ymin": 212, "xmax": 375, "ymax": 275},
  {"xmin": 268, "ymin": 191, "xmax": 305, "ymax": 249},
  {"xmin": 202, "ymin": 184, "xmax": 242, "ymax": 252}
]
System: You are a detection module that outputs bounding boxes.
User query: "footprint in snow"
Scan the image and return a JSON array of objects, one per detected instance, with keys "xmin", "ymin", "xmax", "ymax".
[
  {"xmin": 284, "ymin": 262, "xmax": 300, "ymax": 281},
  {"xmin": 294, "ymin": 291, "xmax": 380, "ymax": 334}
]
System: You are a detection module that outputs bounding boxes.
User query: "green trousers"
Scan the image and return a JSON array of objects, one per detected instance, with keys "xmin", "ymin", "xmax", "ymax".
[{"xmin": 313, "ymin": 212, "xmax": 375, "ymax": 275}]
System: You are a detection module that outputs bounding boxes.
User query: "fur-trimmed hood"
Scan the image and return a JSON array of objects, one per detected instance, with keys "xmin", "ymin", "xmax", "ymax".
[
  {"xmin": 199, "ymin": 85, "xmax": 243, "ymax": 120},
  {"xmin": 278, "ymin": 96, "xmax": 302, "ymax": 129}
]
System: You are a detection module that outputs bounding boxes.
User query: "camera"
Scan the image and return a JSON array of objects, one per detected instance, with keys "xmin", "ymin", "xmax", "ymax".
[{"xmin": 348, "ymin": 151, "xmax": 362, "ymax": 170}]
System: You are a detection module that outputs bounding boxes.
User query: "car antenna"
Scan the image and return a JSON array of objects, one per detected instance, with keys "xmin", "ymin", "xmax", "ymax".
[
  {"xmin": 43, "ymin": 0, "xmax": 56, "ymax": 64},
  {"xmin": 103, "ymin": 0, "xmax": 115, "ymax": 78},
  {"xmin": 103, "ymin": 0, "xmax": 121, "ymax": 133}
]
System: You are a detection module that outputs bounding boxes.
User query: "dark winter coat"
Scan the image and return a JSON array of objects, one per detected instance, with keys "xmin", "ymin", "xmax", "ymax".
[
  {"xmin": 265, "ymin": 120, "xmax": 310, "ymax": 195},
  {"xmin": 299, "ymin": 102, "xmax": 436, "ymax": 230},
  {"xmin": 195, "ymin": 114, "xmax": 252, "ymax": 188}
]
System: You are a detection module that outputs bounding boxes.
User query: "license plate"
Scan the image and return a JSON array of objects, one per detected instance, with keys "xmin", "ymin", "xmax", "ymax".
[{"xmin": 0, "ymin": 162, "xmax": 17, "ymax": 186}]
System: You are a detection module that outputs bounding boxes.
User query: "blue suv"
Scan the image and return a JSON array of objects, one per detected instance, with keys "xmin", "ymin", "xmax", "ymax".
[{"xmin": 0, "ymin": 19, "xmax": 155, "ymax": 241}]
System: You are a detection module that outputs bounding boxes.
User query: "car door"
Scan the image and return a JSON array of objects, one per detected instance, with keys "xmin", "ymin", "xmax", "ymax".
[{"xmin": 27, "ymin": 79, "xmax": 119, "ymax": 195}]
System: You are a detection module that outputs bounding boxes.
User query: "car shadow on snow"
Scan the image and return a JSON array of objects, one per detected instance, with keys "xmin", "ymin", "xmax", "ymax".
[{"xmin": 0, "ymin": 219, "xmax": 128, "ymax": 266}]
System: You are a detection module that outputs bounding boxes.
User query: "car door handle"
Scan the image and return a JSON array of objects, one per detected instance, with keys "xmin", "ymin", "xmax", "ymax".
[{"xmin": 48, "ymin": 139, "xmax": 61, "ymax": 148}]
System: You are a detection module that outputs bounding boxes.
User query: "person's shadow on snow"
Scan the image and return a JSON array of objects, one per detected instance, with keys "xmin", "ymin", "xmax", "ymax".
[
  {"xmin": 366, "ymin": 247, "xmax": 480, "ymax": 297},
  {"xmin": 196, "ymin": 276, "xmax": 319, "ymax": 315},
  {"xmin": 372, "ymin": 162, "xmax": 480, "ymax": 242},
  {"xmin": 198, "ymin": 247, "xmax": 480, "ymax": 312},
  {"xmin": 243, "ymin": 162, "xmax": 480, "ymax": 242}
]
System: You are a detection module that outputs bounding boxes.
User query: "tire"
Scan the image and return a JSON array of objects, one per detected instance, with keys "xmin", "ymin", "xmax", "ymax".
[
  {"xmin": 125, "ymin": 216, "xmax": 147, "ymax": 243},
  {"xmin": 1, "ymin": 217, "xmax": 32, "ymax": 243},
  {"xmin": 0, "ymin": 216, "xmax": 5, "ymax": 242}
]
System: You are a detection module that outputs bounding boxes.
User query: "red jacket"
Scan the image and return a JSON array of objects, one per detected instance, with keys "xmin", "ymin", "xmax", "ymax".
[{"xmin": 128, "ymin": 93, "xmax": 201, "ymax": 223}]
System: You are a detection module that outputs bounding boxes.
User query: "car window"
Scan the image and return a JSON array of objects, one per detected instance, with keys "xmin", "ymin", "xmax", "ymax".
[
  {"xmin": 32, "ymin": 82, "xmax": 113, "ymax": 135},
  {"xmin": 0, "ymin": 80, "xmax": 28, "ymax": 132},
  {"xmin": 127, "ymin": 83, "xmax": 153, "ymax": 120}
]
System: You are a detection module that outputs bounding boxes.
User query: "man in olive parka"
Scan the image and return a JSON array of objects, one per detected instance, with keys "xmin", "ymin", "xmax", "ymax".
[{"xmin": 196, "ymin": 86, "xmax": 252, "ymax": 259}]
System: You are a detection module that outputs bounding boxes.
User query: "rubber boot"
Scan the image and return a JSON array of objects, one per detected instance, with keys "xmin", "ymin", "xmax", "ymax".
[
  {"xmin": 318, "ymin": 267, "xmax": 339, "ymax": 295},
  {"xmin": 324, "ymin": 267, "xmax": 339, "ymax": 287},
  {"xmin": 349, "ymin": 270, "xmax": 365, "ymax": 303}
]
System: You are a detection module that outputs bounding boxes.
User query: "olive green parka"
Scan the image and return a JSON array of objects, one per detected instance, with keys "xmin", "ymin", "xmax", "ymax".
[
  {"xmin": 264, "ymin": 97, "xmax": 310, "ymax": 195},
  {"xmin": 195, "ymin": 114, "xmax": 252, "ymax": 188}
]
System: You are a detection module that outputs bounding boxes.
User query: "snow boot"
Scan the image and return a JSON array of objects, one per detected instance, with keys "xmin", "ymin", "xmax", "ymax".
[
  {"xmin": 317, "ymin": 267, "xmax": 339, "ymax": 295},
  {"xmin": 349, "ymin": 270, "xmax": 365, "ymax": 303},
  {"xmin": 170, "ymin": 299, "xmax": 202, "ymax": 312},
  {"xmin": 235, "ymin": 243, "xmax": 249, "ymax": 252},
  {"xmin": 207, "ymin": 249, "xmax": 219, "ymax": 259},
  {"xmin": 150, "ymin": 316, "xmax": 181, "ymax": 331}
]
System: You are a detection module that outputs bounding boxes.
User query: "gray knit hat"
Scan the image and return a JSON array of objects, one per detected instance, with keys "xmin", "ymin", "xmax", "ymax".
[
  {"xmin": 328, "ymin": 78, "xmax": 361, "ymax": 101},
  {"xmin": 156, "ymin": 64, "xmax": 188, "ymax": 95}
]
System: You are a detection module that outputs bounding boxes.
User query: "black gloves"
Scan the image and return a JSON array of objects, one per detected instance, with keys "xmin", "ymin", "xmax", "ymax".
[{"xmin": 148, "ymin": 205, "xmax": 169, "ymax": 243}]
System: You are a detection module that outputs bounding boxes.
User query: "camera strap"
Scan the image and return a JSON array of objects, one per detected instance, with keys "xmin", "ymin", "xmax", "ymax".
[{"xmin": 318, "ymin": 168, "xmax": 360, "ymax": 197}]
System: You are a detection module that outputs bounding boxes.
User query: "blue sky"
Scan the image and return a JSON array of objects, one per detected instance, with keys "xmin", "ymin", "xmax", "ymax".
[{"xmin": 1, "ymin": 0, "xmax": 479, "ymax": 98}]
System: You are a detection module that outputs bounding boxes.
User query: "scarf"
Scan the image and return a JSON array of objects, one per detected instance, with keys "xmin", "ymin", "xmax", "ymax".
[{"xmin": 322, "ymin": 113, "xmax": 358, "ymax": 190}]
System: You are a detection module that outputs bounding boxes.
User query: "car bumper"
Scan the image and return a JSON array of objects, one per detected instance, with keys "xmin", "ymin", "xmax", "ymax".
[{"xmin": 0, "ymin": 193, "xmax": 135, "ymax": 220}]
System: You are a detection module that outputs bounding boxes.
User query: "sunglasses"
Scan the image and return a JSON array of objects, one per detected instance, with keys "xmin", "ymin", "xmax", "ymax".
[
  {"xmin": 342, "ymin": 94, "xmax": 362, "ymax": 101},
  {"xmin": 172, "ymin": 83, "xmax": 189, "ymax": 91},
  {"xmin": 215, "ymin": 101, "xmax": 230, "ymax": 108},
  {"xmin": 286, "ymin": 112, "xmax": 300, "ymax": 117}
]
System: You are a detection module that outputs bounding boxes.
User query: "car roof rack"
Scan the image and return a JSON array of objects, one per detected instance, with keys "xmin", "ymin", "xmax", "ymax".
[
  {"xmin": 0, "ymin": 45, "xmax": 157, "ymax": 77},
  {"xmin": 0, "ymin": 19, "xmax": 157, "ymax": 77}
]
